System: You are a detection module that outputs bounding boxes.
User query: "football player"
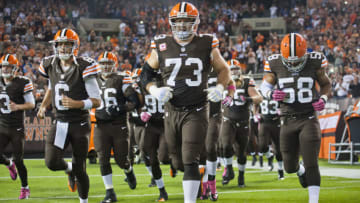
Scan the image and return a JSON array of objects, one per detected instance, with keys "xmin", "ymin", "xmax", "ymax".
[
  {"xmin": 139, "ymin": 70, "xmax": 170, "ymax": 201},
  {"xmin": 94, "ymin": 52, "xmax": 140, "ymax": 202},
  {"xmin": 257, "ymin": 97, "xmax": 284, "ymax": 179},
  {"xmin": 260, "ymin": 33, "xmax": 331, "ymax": 203},
  {"xmin": 220, "ymin": 60, "xmax": 262, "ymax": 187},
  {"xmin": 140, "ymin": 2, "xmax": 232, "ymax": 202},
  {"xmin": 0, "ymin": 54, "xmax": 35, "ymax": 199},
  {"xmin": 200, "ymin": 65, "xmax": 235, "ymax": 201},
  {"xmin": 37, "ymin": 28, "xmax": 101, "ymax": 203}
]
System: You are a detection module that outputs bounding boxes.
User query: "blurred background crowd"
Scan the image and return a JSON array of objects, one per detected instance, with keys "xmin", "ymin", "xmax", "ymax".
[{"xmin": 0, "ymin": 0, "xmax": 359, "ymax": 104}]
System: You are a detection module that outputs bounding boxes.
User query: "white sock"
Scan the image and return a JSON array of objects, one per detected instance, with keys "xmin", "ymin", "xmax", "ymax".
[
  {"xmin": 278, "ymin": 161, "xmax": 283, "ymax": 170},
  {"xmin": 203, "ymin": 170, "xmax": 208, "ymax": 182},
  {"xmin": 266, "ymin": 151, "xmax": 274, "ymax": 158},
  {"xmin": 258, "ymin": 153, "xmax": 263, "ymax": 156},
  {"xmin": 183, "ymin": 180, "xmax": 200, "ymax": 203},
  {"xmin": 225, "ymin": 157, "xmax": 233, "ymax": 166},
  {"xmin": 21, "ymin": 185, "xmax": 29, "ymax": 189},
  {"xmin": 206, "ymin": 160, "xmax": 217, "ymax": 176},
  {"xmin": 124, "ymin": 166, "xmax": 132, "ymax": 173},
  {"xmin": 65, "ymin": 162, "xmax": 72, "ymax": 173},
  {"xmin": 145, "ymin": 166, "xmax": 153, "ymax": 177},
  {"xmin": 102, "ymin": 174, "xmax": 113, "ymax": 189},
  {"xmin": 308, "ymin": 186, "xmax": 320, "ymax": 203},
  {"xmin": 216, "ymin": 157, "xmax": 220, "ymax": 165},
  {"xmin": 221, "ymin": 157, "xmax": 226, "ymax": 166},
  {"xmin": 155, "ymin": 177, "xmax": 164, "ymax": 189},
  {"xmin": 238, "ymin": 163, "xmax": 246, "ymax": 172},
  {"xmin": 79, "ymin": 198, "xmax": 88, "ymax": 203},
  {"xmin": 250, "ymin": 152, "xmax": 255, "ymax": 156},
  {"xmin": 7, "ymin": 159, "xmax": 13, "ymax": 166},
  {"xmin": 297, "ymin": 164, "xmax": 305, "ymax": 176}
]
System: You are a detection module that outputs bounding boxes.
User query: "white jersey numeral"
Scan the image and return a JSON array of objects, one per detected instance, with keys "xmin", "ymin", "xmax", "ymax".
[{"xmin": 166, "ymin": 57, "xmax": 203, "ymax": 87}]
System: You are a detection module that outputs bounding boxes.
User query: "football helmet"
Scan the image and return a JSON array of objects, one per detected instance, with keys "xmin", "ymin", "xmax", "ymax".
[
  {"xmin": 98, "ymin": 51, "xmax": 118, "ymax": 77},
  {"xmin": 227, "ymin": 59, "xmax": 241, "ymax": 80},
  {"xmin": 50, "ymin": 28, "xmax": 80, "ymax": 61},
  {"xmin": 0, "ymin": 54, "xmax": 20, "ymax": 78},
  {"xmin": 169, "ymin": 2, "xmax": 200, "ymax": 41},
  {"xmin": 280, "ymin": 33, "xmax": 308, "ymax": 73}
]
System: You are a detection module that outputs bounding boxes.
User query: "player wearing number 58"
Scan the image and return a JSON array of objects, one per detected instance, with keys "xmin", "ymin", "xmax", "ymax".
[
  {"xmin": 140, "ymin": 2, "xmax": 232, "ymax": 202},
  {"xmin": 37, "ymin": 28, "xmax": 101, "ymax": 203},
  {"xmin": 260, "ymin": 33, "xmax": 331, "ymax": 203}
]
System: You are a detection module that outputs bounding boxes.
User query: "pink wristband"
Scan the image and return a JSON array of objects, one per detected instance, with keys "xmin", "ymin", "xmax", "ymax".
[{"xmin": 227, "ymin": 85, "xmax": 236, "ymax": 91}]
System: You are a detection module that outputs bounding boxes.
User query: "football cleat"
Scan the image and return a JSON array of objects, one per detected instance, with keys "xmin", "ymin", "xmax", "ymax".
[
  {"xmin": 125, "ymin": 169, "xmax": 137, "ymax": 189},
  {"xmin": 100, "ymin": 188, "xmax": 117, "ymax": 203},
  {"xmin": 148, "ymin": 177, "xmax": 156, "ymax": 187},
  {"xmin": 268, "ymin": 155, "xmax": 274, "ymax": 171},
  {"xmin": 259, "ymin": 156, "xmax": 263, "ymax": 167},
  {"xmin": 157, "ymin": 190, "xmax": 168, "ymax": 202},
  {"xmin": 222, "ymin": 165, "xmax": 234, "ymax": 185},
  {"xmin": 251, "ymin": 155, "xmax": 257, "ymax": 166},
  {"xmin": 278, "ymin": 170, "xmax": 285, "ymax": 180},
  {"xmin": 7, "ymin": 162, "xmax": 17, "ymax": 180},
  {"xmin": 18, "ymin": 188, "xmax": 30, "ymax": 199},
  {"xmin": 238, "ymin": 171, "xmax": 245, "ymax": 188},
  {"xmin": 67, "ymin": 171, "xmax": 77, "ymax": 192}
]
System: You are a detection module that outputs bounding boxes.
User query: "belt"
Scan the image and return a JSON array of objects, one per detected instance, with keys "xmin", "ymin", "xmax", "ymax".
[
  {"xmin": 169, "ymin": 102, "xmax": 207, "ymax": 112},
  {"xmin": 280, "ymin": 111, "xmax": 315, "ymax": 120},
  {"xmin": 223, "ymin": 117, "xmax": 248, "ymax": 127}
]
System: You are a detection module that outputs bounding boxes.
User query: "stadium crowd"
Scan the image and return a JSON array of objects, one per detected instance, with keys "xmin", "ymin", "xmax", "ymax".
[{"xmin": 0, "ymin": 0, "xmax": 359, "ymax": 101}]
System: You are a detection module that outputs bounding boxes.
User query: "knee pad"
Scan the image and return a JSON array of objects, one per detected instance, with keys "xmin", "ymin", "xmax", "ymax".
[{"xmin": 183, "ymin": 163, "xmax": 200, "ymax": 180}]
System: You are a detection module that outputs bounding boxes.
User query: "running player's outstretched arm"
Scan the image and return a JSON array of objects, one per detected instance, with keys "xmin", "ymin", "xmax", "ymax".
[
  {"xmin": 140, "ymin": 49, "xmax": 173, "ymax": 103},
  {"xmin": 316, "ymin": 68, "xmax": 331, "ymax": 99},
  {"xmin": 211, "ymin": 48, "xmax": 231, "ymax": 88}
]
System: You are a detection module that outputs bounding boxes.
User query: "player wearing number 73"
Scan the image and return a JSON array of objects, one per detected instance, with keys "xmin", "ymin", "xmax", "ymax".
[
  {"xmin": 140, "ymin": 2, "xmax": 231, "ymax": 203},
  {"xmin": 37, "ymin": 28, "xmax": 101, "ymax": 203},
  {"xmin": 260, "ymin": 33, "xmax": 331, "ymax": 203}
]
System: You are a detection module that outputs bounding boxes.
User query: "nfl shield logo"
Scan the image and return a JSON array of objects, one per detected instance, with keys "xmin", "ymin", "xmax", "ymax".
[{"xmin": 159, "ymin": 43, "xmax": 167, "ymax": 51}]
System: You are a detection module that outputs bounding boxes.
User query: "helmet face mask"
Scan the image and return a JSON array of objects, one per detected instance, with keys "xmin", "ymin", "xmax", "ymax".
[
  {"xmin": 1, "ymin": 64, "xmax": 18, "ymax": 79},
  {"xmin": 50, "ymin": 29, "xmax": 80, "ymax": 61},
  {"xmin": 55, "ymin": 41, "xmax": 76, "ymax": 61},
  {"xmin": 230, "ymin": 66, "xmax": 241, "ymax": 80},
  {"xmin": 170, "ymin": 17, "xmax": 198, "ymax": 40},
  {"xmin": 99, "ymin": 60, "xmax": 115, "ymax": 77},
  {"xmin": 280, "ymin": 33, "xmax": 308, "ymax": 73},
  {"xmin": 281, "ymin": 54, "xmax": 308, "ymax": 73}
]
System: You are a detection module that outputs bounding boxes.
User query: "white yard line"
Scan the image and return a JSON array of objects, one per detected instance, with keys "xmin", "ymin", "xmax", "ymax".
[{"xmin": 0, "ymin": 186, "xmax": 356, "ymax": 201}]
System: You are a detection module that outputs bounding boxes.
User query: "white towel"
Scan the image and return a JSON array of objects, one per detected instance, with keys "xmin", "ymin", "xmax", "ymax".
[{"xmin": 54, "ymin": 121, "xmax": 69, "ymax": 149}]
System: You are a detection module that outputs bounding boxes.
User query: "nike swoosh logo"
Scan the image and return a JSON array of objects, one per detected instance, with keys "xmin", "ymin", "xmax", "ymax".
[
  {"xmin": 80, "ymin": 122, "xmax": 87, "ymax": 126},
  {"xmin": 17, "ymin": 128, "xmax": 22, "ymax": 131},
  {"xmin": 196, "ymin": 107, "xmax": 204, "ymax": 112},
  {"xmin": 121, "ymin": 127, "xmax": 127, "ymax": 130}
]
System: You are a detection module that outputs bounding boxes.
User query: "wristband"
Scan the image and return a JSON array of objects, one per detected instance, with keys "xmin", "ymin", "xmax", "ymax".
[
  {"xmin": 82, "ymin": 99, "xmax": 93, "ymax": 110},
  {"xmin": 227, "ymin": 85, "xmax": 236, "ymax": 91},
  {"xmin": 320, "ymin": 95, "xmax": 328, "ymax": 103}
]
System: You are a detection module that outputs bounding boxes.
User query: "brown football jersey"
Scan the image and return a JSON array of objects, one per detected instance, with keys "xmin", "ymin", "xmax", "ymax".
[
  {"xmin": 39, "ymin": 55, "xmax": 99, "ymax": 122},
  {"xmin": 151, "ymin": 34, "xmax": 218, "ymax": 107},
  {"xmin": 223, "ymin": 77, "xmax": 255, "ymax": 121},
  {"xmin": 208, "ymin": 68, "xmax": 221, "ymax": 117},
  {"xmin": 259, "ymin": 99, "xmax": 279, "ymax": 120},
  {"xmin": 0, "ymin": 76, "xmax": 33, "ymax": 127},
  {"xmin": 265, "ymin": 52, "xmax": 327, "ymax": 114},
  {"xmin": 95, "ymin": 73, "xmax": 128, "ymax": 123}
]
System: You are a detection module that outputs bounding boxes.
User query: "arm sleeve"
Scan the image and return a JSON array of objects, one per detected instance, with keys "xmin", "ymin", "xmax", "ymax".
[
  {"xmin": 38, "ymin": 59, "xmax": 48, "ymax": 78},
  {"xmin": 47, "ymin": 79, "xmax": 52, "ymax": 90},
  {"xmin": 82, "ymin": 60, "xmax": 100, "ymax": 79},
  {"xmin": 84, "ymin": 76, "xmax": 101, "ymax": 99},
  {"xmin": 23, "ymin": 92, "xmax": 35, "ymax": 104},
  {"xmin": 23, "ymin": 80, "xmax": 34, "ymax": 94}
]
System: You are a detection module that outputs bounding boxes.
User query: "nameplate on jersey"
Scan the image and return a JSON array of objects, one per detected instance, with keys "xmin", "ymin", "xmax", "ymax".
[{"xmin": 54, "ymin": 121, "xmax": 69, "ymax": 149}]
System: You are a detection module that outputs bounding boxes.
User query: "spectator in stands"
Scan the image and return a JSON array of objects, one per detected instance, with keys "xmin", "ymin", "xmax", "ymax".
[
  {"xmin": 335, "ymin": 74, "xmax": 349, "ymax": 99},
  {"xmin": 246, "ymin": 48, "xmax": 257, "ymax": 74},
  {"xmin": 350, "ymin": 74, "xmax": 360, "ymax": 98},
  {"xmin": 120, "ymin": 59, "xmax": 132, "ymax": 72}
]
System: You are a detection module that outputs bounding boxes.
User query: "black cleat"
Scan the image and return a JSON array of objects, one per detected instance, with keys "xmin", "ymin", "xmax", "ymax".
[
  {"xmin": 125, "ymin": 169, "xmax": 137, "ymax": 189},
  {"xmin": 259, "ymin": 156, "xmax": 263, "ymax": 167},
  {"xmin": 238, "ymin": 171, "xmax": 245, "ymax": 188},
  {"xmin": 251, "ymin": 155, "xmax": 257, "ymax": 166},
  {"xmin": 268, "ymin": 155, "xmax": 274, "ymax": 171},
  {"xmin": 67, "ymin": 171, "xmax": 77, "ymax": 192},
  {"xmin": 170, "ymin": 164, "xmax": 177, "ymax": 178},
  {"xmin": 222, "ymin": 165, "xmax": 234, "ymax": 185},
  {"xmin": 297, "ymin": 172, "xmax": 307, "ymax": 188},
  {"xmin": 100, "ymin": 188, "xmax": 117, "ymax": 203},
  {"xmin": 278, "ymin": 170, "xmax": 284, "ymax": 180},
  {"xmin": 209, "ymin": 192, "xmax": 218, "ymax": 201},
  {"xmin": 148, "ymin": 177, "xmax": 156, "ymax": 187},
  {"xmin": 157, "ymin": 190, "xmax": 168, "ymax": 202}
]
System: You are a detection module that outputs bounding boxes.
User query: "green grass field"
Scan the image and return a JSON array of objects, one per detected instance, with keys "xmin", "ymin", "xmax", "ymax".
[{"xmin": 0, "ymin": 159, "xmax": 359, "ymax": 202}]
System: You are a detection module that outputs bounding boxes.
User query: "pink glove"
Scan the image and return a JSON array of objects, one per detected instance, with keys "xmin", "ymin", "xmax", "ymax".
[
  {"xmin": 272, "ymin": 89, "xmax": 287, "ymax": 101},
  {"xmin": 253, "ymin": 114, "xmax": 261, "ymax": 123},
  {"xmin": 312, "ymin": 98, "xmax": 325, "ymax": 111},
  {"xmin": 140, "ymin": 112, "xmax": 152, "ymax": 122},
  {"xmin": 222, "ymin": 96, "xmax": 233, "ymax": 107}
]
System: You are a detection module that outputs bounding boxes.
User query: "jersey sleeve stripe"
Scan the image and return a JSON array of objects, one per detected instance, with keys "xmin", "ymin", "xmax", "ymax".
[
  {"xmin": 83, "ymin": 64, "xmax": 99, "ymax": 75},
  {"xmin": 83, "ymin": 68, "xmax": 99, "ymax": 78},
  {"xmin": 24, "ymin": 84, "xmax": 34, "ymax": 92},
  {"xmin": 150, "ymin": 42, "xmax": 156, "ymax": 48},
  {"xmin": 321, "ymin": 61, "xmax": 328, "ymax": 68},
  {"xmin": 38, "ymin": 64, "xmax": 47, "ymax": 76}
]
